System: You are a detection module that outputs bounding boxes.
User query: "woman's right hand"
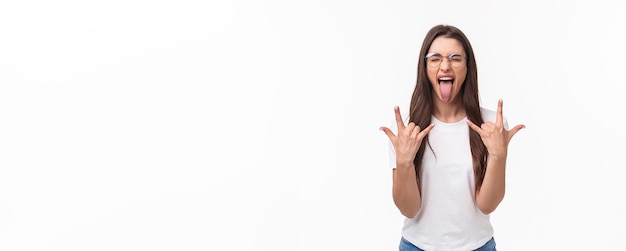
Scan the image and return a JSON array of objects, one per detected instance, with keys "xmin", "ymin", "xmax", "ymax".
[{"xmin": 380, "ymin": 106, "xmax": 434, "ymax": 167}]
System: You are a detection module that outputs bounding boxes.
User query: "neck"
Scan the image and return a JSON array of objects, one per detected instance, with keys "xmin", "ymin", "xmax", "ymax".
[{"xmin": 433, "ymin": 98, "xmax": 466, "ymax": 123}]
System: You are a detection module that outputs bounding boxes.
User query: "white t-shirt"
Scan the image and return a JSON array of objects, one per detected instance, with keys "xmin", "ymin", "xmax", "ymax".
[{"xmin": 387, "ymin": 108, "xmax": 507, "ymax": 251}]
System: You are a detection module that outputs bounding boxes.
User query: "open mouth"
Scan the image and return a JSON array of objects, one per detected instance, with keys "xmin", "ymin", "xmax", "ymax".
[
  {"xmin": 438, "ymin": 77, "xmax": 453, "ymax": 102},
  {"xmin": 438, "ymin": 77, "xmax": 454, "ymax": 84}
]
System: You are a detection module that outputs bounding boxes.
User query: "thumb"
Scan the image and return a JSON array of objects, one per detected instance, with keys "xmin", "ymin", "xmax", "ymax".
[
  {"xmin": 507, "ymin": 124, "xmax": 525, "ymax": 141},
  {"xmin": 379, "ymin": 126, "xmax": 396, "ymax": 140}
]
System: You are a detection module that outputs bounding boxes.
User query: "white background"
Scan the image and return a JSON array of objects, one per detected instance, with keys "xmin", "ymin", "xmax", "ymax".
[{"xmin": 1, "ymin": 0, "xmax": 625, "ymax": 250}]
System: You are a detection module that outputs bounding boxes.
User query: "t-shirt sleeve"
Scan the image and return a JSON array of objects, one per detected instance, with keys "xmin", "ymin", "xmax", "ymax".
[
  {"xmin": 481, "ymin": 107, "xmax": 508, "ymax": 130},
  {"xmin": 503, "ymin": 117, "xmax": 509, "ymax": 131}
]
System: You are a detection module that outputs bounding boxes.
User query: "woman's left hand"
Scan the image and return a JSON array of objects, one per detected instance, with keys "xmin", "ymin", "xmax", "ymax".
[{"xmin": 467, "ymin": 99, "xmax": 525, "ymax": 159}]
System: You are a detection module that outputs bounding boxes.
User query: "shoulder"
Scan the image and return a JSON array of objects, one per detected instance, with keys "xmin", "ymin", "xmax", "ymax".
[{"xmin": 480, "ymin": 107, "xmax": 497, "ymax": 122}]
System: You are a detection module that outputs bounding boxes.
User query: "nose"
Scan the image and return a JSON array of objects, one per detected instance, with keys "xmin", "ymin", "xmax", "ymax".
[{"xmin": 439, "ymin": 58, "xmax": 452, "ymax": 71}]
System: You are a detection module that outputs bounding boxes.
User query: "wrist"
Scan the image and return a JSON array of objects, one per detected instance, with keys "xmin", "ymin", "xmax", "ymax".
[
  {"xmin": 395, "ymin": 160, "xmax": 414, "ymax": 169},
  {"xmin": 488, "ymin": 153, "xmax": 507, "ymax": 162}
]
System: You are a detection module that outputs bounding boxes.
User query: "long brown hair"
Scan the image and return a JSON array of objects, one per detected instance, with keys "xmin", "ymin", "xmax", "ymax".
[{"xmin": 409, "ymin": 24, "xmax": 488, "ymax": 191}]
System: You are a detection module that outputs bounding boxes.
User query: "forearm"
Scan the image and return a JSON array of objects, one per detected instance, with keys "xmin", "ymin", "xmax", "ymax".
[
  {"xmin": 392, "ymin": 162, "xmax": 422, "ymax": 218},
  {"xmin": 475, "ymin": 155, "xmax": 506, "ymax": 214}
]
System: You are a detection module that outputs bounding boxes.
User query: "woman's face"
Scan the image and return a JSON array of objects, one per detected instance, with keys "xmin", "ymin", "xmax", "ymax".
[{"xmin": 426, "ymin": 36, "xmax": 467, "ymax": 104}]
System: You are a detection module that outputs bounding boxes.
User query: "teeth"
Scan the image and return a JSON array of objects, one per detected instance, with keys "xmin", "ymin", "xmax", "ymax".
[{"xmin": 439, "ymin": 77, "xmax": 453, "ymax": 81}]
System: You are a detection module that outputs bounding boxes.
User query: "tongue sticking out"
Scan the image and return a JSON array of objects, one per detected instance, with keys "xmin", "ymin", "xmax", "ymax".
[{"xmin": 439, "ymin": 81, "xmax": 453, "ymax": 102}]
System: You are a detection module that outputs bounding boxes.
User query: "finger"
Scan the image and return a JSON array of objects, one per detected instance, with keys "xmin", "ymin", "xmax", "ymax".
[
  {"xmin": 496, "ymin": 98, "xmax": 503, "ymax": 126},
  {"xmin": 410, "ymin": 124, "xmax": 421, "ymax": 139},
  {"xmin": 394, "ymin": 106, "xmax": 406, "ymax": 130},
  {"xmin": 406, "ymin": 121, "xmax": 416, "ymax": 133},
  {"xmin": 398, "ymin": 122, "xmax": 419, "ymax": 137},
  {"xmin": 507, "ymin": 124, "xmax": 525, "ymax": 141},
  {"xmin": 379, "ymin": 126, "xmax": 397, "ymax": 140},
  {"xmin": 417, "ymin": 123, "xmax": 435, "ymax": 139},
  {"xmin": 480, "ymin": 122, "xmax": 496, "ymax": 131},
  {"xmin": 467, "ymin": 120, "xmax": 485, "ymax": 136}
]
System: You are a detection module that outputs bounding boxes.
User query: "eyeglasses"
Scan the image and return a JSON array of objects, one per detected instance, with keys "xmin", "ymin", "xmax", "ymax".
[{"xmin": 424, "ymin": 52, "xmax": 467, "ymax": 68}]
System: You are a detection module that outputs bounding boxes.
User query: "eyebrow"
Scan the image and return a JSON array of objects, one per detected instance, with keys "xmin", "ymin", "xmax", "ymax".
[{"xmin": 426, "ymin": 52, "xmax": 463, "ymax": 56}]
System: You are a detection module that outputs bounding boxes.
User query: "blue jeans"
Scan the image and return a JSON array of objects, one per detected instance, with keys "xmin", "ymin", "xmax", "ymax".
[{"xmin": 399, "ymin": 237, "xmax": 496, "ymax": 251}]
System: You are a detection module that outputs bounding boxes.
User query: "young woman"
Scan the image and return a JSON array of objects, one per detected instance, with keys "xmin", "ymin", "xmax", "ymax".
[{"xmin": 380, "ymin": 24, "xmax": 524, "ymax": 251}]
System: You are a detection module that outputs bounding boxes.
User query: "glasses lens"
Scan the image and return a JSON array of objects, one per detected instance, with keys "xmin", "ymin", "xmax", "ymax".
[
  {"xmin": 427, "ymin": 56, "xmax": 442, "ymax": 67},
  {"xmin": 450, "ymin": 55, "xmax": 465, "ymax": 67},
  {"xmin": 425, "ymin": 54, "xmax": 466, "ymax": 67}
]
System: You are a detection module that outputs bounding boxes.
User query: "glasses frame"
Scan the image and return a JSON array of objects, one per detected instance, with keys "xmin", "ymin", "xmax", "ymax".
[{"xmin": 424, "ymin": 52, "xmax": 467, "ymax": 68}]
